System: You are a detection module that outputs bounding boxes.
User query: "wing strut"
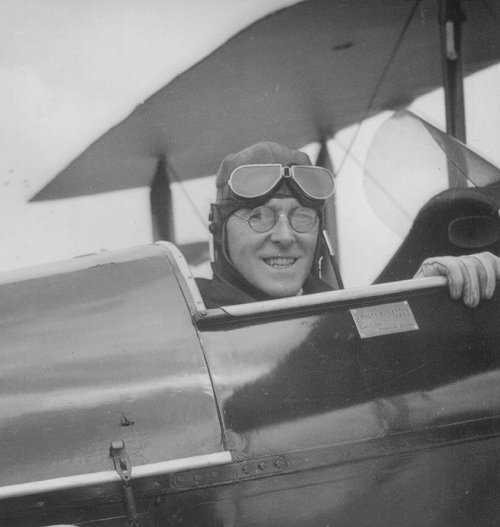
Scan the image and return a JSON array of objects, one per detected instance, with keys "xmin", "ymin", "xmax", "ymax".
[{"xmin": 439, "ymin": 0, "xmax": 466, "ymax": 144}]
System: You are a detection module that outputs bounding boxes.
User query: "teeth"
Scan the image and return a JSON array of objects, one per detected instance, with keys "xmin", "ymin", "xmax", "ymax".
[{"xmin": 264, "ymin": 257, "xmax": 296, "ymax": 267}]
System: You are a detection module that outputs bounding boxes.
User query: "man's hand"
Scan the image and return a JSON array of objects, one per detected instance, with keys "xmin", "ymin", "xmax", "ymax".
[{"xmin": 414, "ymin": 252, "xmax": 500, "ymax": 307}]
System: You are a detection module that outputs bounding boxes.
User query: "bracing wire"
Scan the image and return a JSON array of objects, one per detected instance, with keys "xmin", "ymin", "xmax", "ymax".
[
  {"xmin": 168, "ymin": 165, "xmax": 210, "ymax": 228},
  {"xmin": 165, "ymin": 0, "xmax": 500, "ymax": 221},
  {"xmin": 335, "ymin": 0, "xmax": 423, "ymax": 177}
]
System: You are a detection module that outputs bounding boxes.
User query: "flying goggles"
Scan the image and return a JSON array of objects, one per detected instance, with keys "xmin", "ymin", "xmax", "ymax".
[{"xmin": 228, "ymin": 164, "xmax": 335, "ymax": 202}]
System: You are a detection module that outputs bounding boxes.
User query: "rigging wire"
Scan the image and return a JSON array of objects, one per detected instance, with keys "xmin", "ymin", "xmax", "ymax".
[
  {"xmin": 335, "ymin": 0, "xmax": 423, "ymax": 178},
  {"xmin": 168, "ymin": 163, "xmax": 210, "ymax": 228},
  {"xmin": 167, "ymin": 0, "xmax": 424, "ymax": 232},
  {"xmin": 165, "ymin": 0, "xmax": 500, "ymax": 226}
]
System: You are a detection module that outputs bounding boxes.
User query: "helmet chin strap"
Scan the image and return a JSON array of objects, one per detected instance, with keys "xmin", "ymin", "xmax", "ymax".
[{"xmin": 320, "ymin": 228, "xmax": 344, "ymax": 289}]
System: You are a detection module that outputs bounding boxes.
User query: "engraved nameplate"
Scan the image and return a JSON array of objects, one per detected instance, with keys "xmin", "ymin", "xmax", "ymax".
[{"xmin": 350, "ymin": 301, "xmax": 419, "ymax": 339}]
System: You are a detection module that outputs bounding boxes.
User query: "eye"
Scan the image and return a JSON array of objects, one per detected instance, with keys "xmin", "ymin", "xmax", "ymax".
[
  {"xmin": 247, "ymin": 206, "xmax": 276, "ymax": 232},
  {"xmin": 290, "ymin": 207, "xmax": 318, "ymax": 232},
  {"xmin": 248, "ymin": 208, "xmax": 265, "ymax": 222}
]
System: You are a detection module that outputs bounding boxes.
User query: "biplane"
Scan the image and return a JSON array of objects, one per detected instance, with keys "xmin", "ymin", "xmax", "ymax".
[
  {"xmin": 2, "ymin": 110, "xmax": 500, "ymax": 526},
  {"xmin": 2, "ymin": 1, "xmax": 500, "ymax": 526}
]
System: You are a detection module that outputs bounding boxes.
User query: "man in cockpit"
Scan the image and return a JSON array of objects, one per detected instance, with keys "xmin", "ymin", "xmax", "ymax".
[{"xmin": 196, "ymin": 141, "xmax": 500, "ymax": 309}]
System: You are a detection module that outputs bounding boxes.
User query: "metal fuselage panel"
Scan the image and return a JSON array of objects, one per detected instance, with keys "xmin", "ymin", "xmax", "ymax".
[
  {"xmin": 198, "ymin": 285, "xmax": 500, "ymax": 526},
  {"xmin": 0, "ymin": 247, "xmax": 224, "ymax": 487},
  {"xmin": 1, "ymin": 244, "xmax": 500, "ymax": 526}
]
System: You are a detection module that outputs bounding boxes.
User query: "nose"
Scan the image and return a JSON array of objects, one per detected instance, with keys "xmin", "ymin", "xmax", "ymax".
[{"xmin": 270, "ymin": 214, "xmax": 294, "ymax": 247}]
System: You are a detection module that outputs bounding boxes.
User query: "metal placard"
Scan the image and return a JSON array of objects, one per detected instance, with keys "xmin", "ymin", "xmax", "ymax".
[{"xmin": 350, "ymin": 301, "xmax": 419, "ymax": 339}]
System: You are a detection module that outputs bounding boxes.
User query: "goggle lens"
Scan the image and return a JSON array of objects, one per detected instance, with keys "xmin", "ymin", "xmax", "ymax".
[
  {"xmin": 229, "ymin": 165, "xmax": 282, "ymax": 198},
  {"xmin": 290, "ymin": 165, "xmax": 335, "ymax": 199},
  {"xmin": 228, "ymin": 164, "xmax": 334, "ymax": 201},
  {"xmin": 241, "ymin": 206, "xmax": 318, "ymax": 233}
]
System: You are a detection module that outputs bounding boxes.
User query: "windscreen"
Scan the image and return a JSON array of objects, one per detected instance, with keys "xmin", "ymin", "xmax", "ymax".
[{"xmin": 363, "ymin": 110, "xmax": 500, "ymax": 283}]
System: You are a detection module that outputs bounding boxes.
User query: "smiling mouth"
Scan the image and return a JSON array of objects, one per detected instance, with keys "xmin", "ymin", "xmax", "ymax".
[{"xmin": 263, "ymin": 257, "xmax": 297, "ymax": 268}]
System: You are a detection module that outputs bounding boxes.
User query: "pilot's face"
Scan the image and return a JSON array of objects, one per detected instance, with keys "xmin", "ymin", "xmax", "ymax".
[{"xmin": 226, "ymin": 197, "xmax": 319, "ymax": 298}]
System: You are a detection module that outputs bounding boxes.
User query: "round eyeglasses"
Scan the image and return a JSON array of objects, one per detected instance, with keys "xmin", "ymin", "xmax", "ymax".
[{"xmin": 233, "ymin": 206, "xmax": 318, "ymax": 233}]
